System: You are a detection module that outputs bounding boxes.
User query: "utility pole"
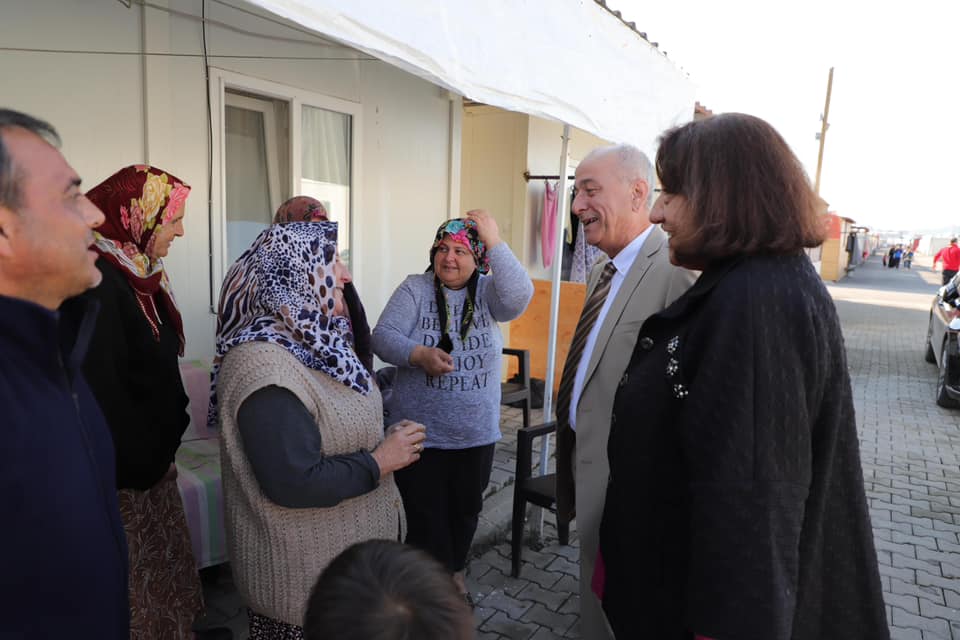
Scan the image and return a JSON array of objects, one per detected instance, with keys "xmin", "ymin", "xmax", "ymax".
[{"xmin": 814, "ymin": 67, "xmax": 834, "ymax": 195}]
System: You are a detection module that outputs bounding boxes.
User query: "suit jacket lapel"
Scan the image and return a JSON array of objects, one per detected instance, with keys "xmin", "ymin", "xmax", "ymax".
[{"xmin": 579, "ymin": 227, "xmax": 665, "ymax": 397}]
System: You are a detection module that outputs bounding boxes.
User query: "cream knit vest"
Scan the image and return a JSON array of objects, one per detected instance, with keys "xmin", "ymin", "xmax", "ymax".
[{"xmin": 217, "ymin": 342, "xmax": 404, "ymax": 626}]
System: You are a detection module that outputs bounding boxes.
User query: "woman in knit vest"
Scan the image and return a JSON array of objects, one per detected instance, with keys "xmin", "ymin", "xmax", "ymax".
[
  {"xmin": 371, "ymin": 209, "xmax": 534, "ymax": 597},
  {"xmin": 210, "ymin": 221, "xmax": 426, "ymax": 639}
]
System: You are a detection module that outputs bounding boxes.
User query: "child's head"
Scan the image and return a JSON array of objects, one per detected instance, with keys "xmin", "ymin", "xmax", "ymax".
[{"xmin": 304, "ymin": 539, "xmax": 474, "ymax": 640}]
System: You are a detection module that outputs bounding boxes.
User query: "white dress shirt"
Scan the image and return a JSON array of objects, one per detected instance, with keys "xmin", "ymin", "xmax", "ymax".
[{"xmin": 568, "ymin": 225, "xmax": 653, "ymax": 430}]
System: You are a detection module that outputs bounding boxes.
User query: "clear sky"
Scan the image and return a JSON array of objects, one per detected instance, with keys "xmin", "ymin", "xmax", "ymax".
[{"xmin": 616, "ymin": 0, "xmax": 960, "ymax": 233}]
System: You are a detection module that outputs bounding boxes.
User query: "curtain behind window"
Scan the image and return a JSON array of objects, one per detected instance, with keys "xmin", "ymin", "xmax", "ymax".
[{"xmin": 225, "ymin": 106, "xmax": 272, "ymax": 264}]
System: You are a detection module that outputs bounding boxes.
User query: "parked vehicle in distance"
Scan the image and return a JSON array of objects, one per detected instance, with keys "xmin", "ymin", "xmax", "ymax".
[{"xmin": 925, "ymin": 272, "xmax": 960, "ymax": 408}]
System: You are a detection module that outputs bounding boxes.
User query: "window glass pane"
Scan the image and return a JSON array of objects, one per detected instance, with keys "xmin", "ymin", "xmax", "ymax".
[
  {"xmin": 225, "ymin": 105, "xmax": 271, "ymax": 264},
  {"xmin": 302, "ymin": 105, "xmax": 352, "ymax": 265}
]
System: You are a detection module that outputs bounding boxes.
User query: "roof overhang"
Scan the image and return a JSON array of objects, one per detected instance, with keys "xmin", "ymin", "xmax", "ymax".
[{"xmin": 243, "ymin": 0, "xmax": 696, "ymax": 157}]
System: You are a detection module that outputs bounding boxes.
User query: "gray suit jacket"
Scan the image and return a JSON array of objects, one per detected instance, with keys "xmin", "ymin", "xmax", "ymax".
[{"xmin": 556, "ymin": 226, "xmax": 695, "ymax": 526}]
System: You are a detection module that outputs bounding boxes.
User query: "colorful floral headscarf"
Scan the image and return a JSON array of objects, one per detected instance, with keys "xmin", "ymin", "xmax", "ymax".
[
  {"xmin": 208, "ymin": 221, "xmax": 371, "ymax": 428},
  {"xmin": 86, "ymin": 165, "xmax": 190, "ymax": 355},
  {"xmin": 427, "ymin": 218, "xmax": 490, "ymax": 354},
  {"xmin": 428, "ymin": 218, "xmax": 490, "ymax": 275},
  {"xmin": 273, "ymin": 195, "xmax": 329, "ymax": 223}
]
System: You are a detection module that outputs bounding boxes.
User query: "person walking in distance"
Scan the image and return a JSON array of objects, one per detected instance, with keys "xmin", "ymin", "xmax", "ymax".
[{"xmin": 933, "ymin": 238, "xmax": 960, "ymax": 285}]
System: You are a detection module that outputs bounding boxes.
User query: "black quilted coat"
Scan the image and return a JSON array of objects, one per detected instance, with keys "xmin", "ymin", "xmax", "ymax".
[{"xmin": 598, "ymin": 254, "xmax": 889, "ymax": 640}]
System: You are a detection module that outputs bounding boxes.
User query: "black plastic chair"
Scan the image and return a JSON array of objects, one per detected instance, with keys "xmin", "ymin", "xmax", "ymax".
[
  {"xmin": 510, "ymin": 420, "xmax": 570, "ymax": 577},
  {"xmin": 500, "ymin": 348, "xmax": 531, "ymax": 430}
]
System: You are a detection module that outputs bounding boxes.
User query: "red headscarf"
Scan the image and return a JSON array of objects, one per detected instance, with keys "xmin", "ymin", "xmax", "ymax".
[
  {"xmin": 273, "ymin": 195, "xmax": 329, "ymax": 223},
  {"xmin": 86, "ymin": 165, "xmax": 190, "ymax": 355}
]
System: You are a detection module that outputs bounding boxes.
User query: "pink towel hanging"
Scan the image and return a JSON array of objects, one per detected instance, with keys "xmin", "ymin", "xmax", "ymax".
[{"xmin": 541, "ymin": 180, "xmax": 559, "ymax": 268}]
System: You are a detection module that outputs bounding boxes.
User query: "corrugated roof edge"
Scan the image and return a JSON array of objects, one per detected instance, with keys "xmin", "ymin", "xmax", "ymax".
[{"xmin": 593, "ymin": 1, "xmax": 662, "ymax": 54}]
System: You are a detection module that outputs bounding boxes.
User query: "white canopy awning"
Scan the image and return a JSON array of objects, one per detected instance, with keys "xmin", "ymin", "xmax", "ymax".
[
  {"xmin": 244, "ymin": 0, "xmax": 695, "ymax": 156},
  {"xmin": 242, "ymin": 0, "xmax": 697, "ymax": 491}
]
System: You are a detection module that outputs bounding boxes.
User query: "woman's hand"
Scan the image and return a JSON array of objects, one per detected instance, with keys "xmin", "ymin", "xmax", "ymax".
[
  {"xmin": 410, "ymin": 344, "xmax": 455, "ymax": 376},
  {"xmin": 465, "ymin": 209, "xmax": 502, "ymax": 250},
  {"xmin": 372, "ymin": 420, "xmax": 427, "ymax": 475}
]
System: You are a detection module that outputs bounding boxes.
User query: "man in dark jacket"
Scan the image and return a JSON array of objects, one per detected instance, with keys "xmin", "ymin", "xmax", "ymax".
[{"xmin": 0, "ymin": 109, "xmax": 129, "ymax": 638}]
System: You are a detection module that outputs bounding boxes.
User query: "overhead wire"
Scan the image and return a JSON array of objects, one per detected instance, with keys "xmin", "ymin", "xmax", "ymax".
[
  {"xmin": 207, "ymin": 0, "xmax": 344, "ymax": 45},
  {"xmin": 108, "ymin": 0, "xmax": 375, "ymax": 305},
  {"xmin": 0, "ymin": 47, "xmax": 374, "ymax": 61},
  {"xmin": 130, "ymin": 0, "xmax": 357, "ymax": 50},
  {"xmin": 5, "ymin": 1, "xmax": 374, "ymax": 63}
]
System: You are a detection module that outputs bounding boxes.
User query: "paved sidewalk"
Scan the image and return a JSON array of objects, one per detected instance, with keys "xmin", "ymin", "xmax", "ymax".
[
  {"xmin": 829, "ymin": 254, "xmax": 960, "ymax": 640},
  {"xmin": 201, "ymin": 253, "xmax": 960, "ymax": 639}
]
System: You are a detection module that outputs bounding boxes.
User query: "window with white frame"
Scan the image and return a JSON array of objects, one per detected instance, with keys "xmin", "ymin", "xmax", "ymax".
[
  {"xmin": 223, "ymin": 92, "xmax": 286, "ymax": 265},
  {"xmin": 209, "ymin": 69, "xmax": 361, "ymax": 303},
  {"xmin": 300, "ymin": 105, "xmax": 353, "ymax": 265}
]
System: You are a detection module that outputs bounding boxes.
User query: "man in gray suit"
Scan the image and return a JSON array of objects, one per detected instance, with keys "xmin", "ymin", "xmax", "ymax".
[{"xmin": 555, "ymin": 144, "xmax": 696, "ymax": 638}]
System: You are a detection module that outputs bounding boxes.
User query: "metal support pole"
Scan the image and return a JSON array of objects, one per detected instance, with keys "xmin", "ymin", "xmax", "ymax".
[
  {"xmin": 532, "ymin": 124, "xmax": 572, "ymax": 537},
  {"xmin": 541, "ymin": 123, "xmax": 572, "ymax": 453}
]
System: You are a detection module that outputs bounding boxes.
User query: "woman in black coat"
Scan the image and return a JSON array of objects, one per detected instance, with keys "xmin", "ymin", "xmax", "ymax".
[
  {"xmin": 82, "ymin": 166, "xmax": 205, "ymax": 639},
  {"xmin": 595, "ymin": 114, "xmax": 889, "ymax": 640}
]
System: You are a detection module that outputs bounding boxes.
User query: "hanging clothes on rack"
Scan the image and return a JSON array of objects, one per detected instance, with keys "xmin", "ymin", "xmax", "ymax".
[
  {"xmin": 541, "ymin": 180, "xmax": 559, "ymax": 268},
  {"xmin": 570, "ymin": 218, "xmax": 606, "ymax": 283}
]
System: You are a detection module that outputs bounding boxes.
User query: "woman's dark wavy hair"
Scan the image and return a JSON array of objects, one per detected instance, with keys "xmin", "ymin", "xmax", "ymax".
[
  {"xmin": 304, "ymin": 540, "xmax": 474, "ymax": 640},
  {"xmin": 656, "ymin": 113, "xmax": 826, "ymax": 265}
]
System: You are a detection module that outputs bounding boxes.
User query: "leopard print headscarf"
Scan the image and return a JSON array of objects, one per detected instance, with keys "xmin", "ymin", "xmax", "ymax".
[{"xmin": 208, "ymin": 221, "xmax": 371, "ymax": 427}]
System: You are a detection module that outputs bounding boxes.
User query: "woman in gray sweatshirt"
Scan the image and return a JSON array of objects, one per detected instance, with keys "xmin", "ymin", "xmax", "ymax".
[{"xmin": 372, "ymin": 210, "xmax": 534, "ymax": 595}]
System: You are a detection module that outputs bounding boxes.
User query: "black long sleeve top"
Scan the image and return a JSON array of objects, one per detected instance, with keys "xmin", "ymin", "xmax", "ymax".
[
  {"xmin": 77, "ymin": 257, "xmax": 190, "ymax": 490},
  {"xmin": 236, "ymin": 385, "xmax": 381, "ymax": 508}
]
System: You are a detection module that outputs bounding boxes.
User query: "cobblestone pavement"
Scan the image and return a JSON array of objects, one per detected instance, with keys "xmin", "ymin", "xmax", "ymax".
[
  {"xmin": 829, "ymin": 254, "xmax": 960, "ymax": 640},
  {"xmin": 468, "ymin": 528, "xmax": 583, "ymax": 640},
  {"xmin": 201, "ymin": 253, "xmax": 960, "ymax": 639}
]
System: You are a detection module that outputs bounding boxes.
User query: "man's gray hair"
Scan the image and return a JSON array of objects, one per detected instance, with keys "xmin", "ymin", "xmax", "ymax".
[
  {"xmin": 586, "ymin": 143, "xmax": 656, "ymax": 209},
  {"xmin": 0, "ymin": 109, "xmax": 61, "ymax": 210}
]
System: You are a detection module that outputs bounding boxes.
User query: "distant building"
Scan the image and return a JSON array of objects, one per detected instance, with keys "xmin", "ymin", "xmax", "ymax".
[
  {"xmin": 820, "ymin": 212, "xmax": 857, "ymax": 282},
  {"xmin": 918, "ymin": 236, "xmax": 955, "ymax": 256}
]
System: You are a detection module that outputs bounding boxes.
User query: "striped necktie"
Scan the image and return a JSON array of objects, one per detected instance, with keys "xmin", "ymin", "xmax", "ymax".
[{"xmin": 556, "ymin": 261, "xmax": 618, "ymax": 425}]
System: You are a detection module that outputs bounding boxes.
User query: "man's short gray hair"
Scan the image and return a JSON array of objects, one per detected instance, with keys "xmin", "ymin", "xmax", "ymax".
[
  {"xmin": 0, "ymin": 109, "xmax": 61, "ymax": 210},
  {"xmin": 585, "ymin": 143, "xmax": 656, "ymax": 208}
]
